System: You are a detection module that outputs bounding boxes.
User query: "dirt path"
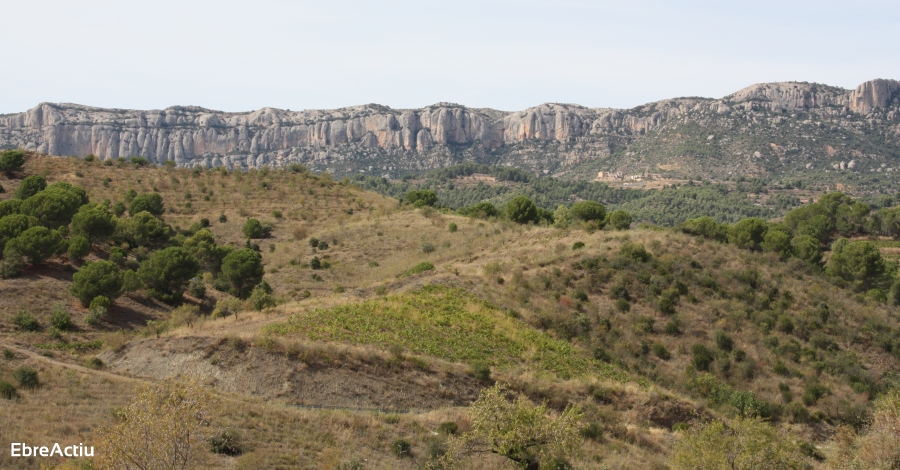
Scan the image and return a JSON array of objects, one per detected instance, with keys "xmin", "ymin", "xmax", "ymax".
[{"xmin": 0, "ymin": 339, "xmax": 150, "ymax": 385}]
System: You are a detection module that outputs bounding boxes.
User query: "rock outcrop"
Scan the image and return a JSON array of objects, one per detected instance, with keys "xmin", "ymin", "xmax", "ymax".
[
  {"xmin": 849, "ymin": 79, "xmax": 900, "ymax": 113},
  {"xmin": 0, "ymin": 79, "xmax": 896, "ymax": 177}
]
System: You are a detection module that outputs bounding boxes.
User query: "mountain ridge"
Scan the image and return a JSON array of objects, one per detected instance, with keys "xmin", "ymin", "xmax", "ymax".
[{"xmin": 1, "ymin": 79, "xmax": 898, "ymax": 180}]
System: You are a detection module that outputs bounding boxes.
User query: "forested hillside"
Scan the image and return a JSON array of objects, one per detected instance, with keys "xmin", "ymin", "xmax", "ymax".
[{"xmin": 353, "ymin": 163, "xmax": 788, "ymax": 225}]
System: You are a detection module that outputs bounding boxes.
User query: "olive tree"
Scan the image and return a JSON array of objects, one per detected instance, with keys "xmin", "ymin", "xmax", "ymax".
[
  {"xmin": 671, "ymin": 417, "xmax": 801, "ymax": 470},
  {"xmin": 826, "ymin": 390, "xmax": 900, "ymax": 469},
  {"xmin": 95, "ymin": 382, "xmax": 213, "ymax": 470},
  {"xmin": 430, "ymin": 383, "xmax": 582, "ymax": 469}
]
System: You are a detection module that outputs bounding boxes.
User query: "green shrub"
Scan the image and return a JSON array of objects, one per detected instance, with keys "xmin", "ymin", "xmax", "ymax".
[
  {"xmin": 471, "ymin": 361, "xmax": 491, "ymax": 381},
  {"xmin": 615, "ymin": 298, "xmax": 631, "ymax": 313},
  {"xmin": 14, "ymin": 175, "xmax": 47, "ymax": 200},
  {"xmin": 580, "ymin": 422, "xmax": 603, "ymax": 441},
  {"xmin": 438, "ymin": 421, "xmax": 458, "ymax": 436},
  {"xmin": 404, "ymin": 190, "xmax": 437, "ymax": 207},
  {"xmin": 504, "ymin": 196, "xmax": 539, "ymax": 224},
  {"xmin": 608, "ymin": 210, "xmax": 633, "ymax": 230},
  {"xmin": 620, "ymin": 241, "xmax": 650, "ymax": 262},
  {"xmin": 713, "ymin": 329, "xmax": 734, "ymax": 352},
  {"xmin": 0, "ymin": 149, "xmax": 26, "ymax": 174},
  {"xmin": 421, "ymin": 241, "xmax": 435, "ymax": 253},
  {"xmin": 242, "ymin": 218, "xmax": 271, "ymax": 239},
  {"xmin": 404, "ymin": 262, "xmax": 434, "ymax": 276},
  {"xmin": 802, "ymin": 383, "xmax": 829, "ymax": 406},
  {"xmin": 573, "ymin": 290, "xmax": 588, "ymax": 302},
  {"xmin": 49, "ymin": 303, "xmax": 73, "ymax": 331},
  {"xmin": 572, "ymin": 241, "xmax": 585, "ymax": 250},
  {"xmin": 773, "ymin": 361, "xmax": 790, "ymax": 377},
  {"xmin": 85, "ymin": 357, "xmax": 104, "ymax": 369},
  {"xmin": 778, "ymin": 383, "xmax": 793, "ymax": 404},
  {"xmin": 658, "ymin": 288, "xmax": 679, "ymax": 314},
  {"xmin": 448, "ymin": 222, "xmax": 457, "ymax": 233},
  {"xmin": 13, "ymin": 366, "xmax": 40, "ymax": 389},
  {"xmin": 728, "ymin": 217, "xmax": 768, "ymax": 250},
  {"xmin": 392, "ymin": 439, "xmax": 412, "ymax": 458},
  {"xmin": 569, "ymin": 201, "xmax": 607, "ymax": 222},
  {"xmin": 85, "ymin": 308, "xmax": 106, "ymax": 327},
  {"xmin": 67, "ymin": 235, "xmax": 91, "ymax": 261},
  {"xmin": 12, "ymin": 310, "xmax": 40, "ymax": 331},
  {"xmin": 248, "ymin": 284, "xmax": 277, "ymax": 311},
  {"xmin": 691, "ymin": 344, "xmax": 714, "ymax": 371},
  {"xmin": 460, "ymin": 201, "xmax": 500, "ymax": 219},
  {"xmin": 209, "ymin": 429, "xmax": 244, "ymax": 456},
  {"xmin": 0, "ymin": 381, "xmax": 17, "ymax": 400},
  {"xmin": 188, "ymin": 277, "xmax": 206, "ymax": 299},
  {"xmin": 652, "ymin": 343, "xmax": 671, "ymax": 360},
  {"xmin": 89, "ymin": 295, "xmax": 110, "ymax": 311},
  {"xmin": 129, "ymin": 192, "xmax": 164, "ymax": 216},
  {"xmin": 664, "ymin": 318, "xmax": 682, "ymax": 335},
  {"xmin": 129, "ymin": 156, "xmax": 150, "ymax": 167}
]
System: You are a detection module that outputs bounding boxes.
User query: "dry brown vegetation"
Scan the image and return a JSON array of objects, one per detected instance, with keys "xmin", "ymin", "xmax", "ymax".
[{"xmin": 1, "ymin": 153, "xmax": 899, "ymax": 469}]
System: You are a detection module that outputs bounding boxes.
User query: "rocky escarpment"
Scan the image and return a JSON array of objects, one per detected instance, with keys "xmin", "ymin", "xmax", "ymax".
[{"xmin": 1, "ymin": 79, "xmax": 898, "ymax": 178}]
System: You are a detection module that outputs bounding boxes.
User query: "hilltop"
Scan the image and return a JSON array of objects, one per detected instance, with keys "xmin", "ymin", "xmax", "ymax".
[
  {"xmin": 1, "ymin": 151, "xmax": 900, "ymax": 468},
  {"xmin": 1, "ymin": 79, "xmax": 899, "ymax": 195}
]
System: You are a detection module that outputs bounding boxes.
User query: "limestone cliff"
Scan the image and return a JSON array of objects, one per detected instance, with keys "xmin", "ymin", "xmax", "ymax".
[{"xmin": 1, "ymin": 79, "xmax": 897, "ymax": 178}]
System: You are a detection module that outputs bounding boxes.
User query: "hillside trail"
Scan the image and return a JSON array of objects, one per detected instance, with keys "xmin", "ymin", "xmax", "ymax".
[
  {"xmin": 0, "ymin": 339, "xmax": 434, "ymax": 415},
  {"xmin": 0, "ymin": 339, "xmax": 149, "ymax": 386}
]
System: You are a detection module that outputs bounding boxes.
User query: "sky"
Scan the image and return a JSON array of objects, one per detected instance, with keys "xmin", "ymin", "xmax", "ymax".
[{"xmin": 1, "ymin": 0, "xmax": 898, "ymax": 114}]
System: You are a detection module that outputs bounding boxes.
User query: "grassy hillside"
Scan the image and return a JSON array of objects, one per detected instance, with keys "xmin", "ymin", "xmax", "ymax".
[{"xmin": 1, "ymin": 152, "xmax": 900, "ymax": 469}]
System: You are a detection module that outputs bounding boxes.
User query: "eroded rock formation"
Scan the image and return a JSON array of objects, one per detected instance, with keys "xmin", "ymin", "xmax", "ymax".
[{"xmin": 1, "ymin": 79, "xmax": 897, "ymax": 176}]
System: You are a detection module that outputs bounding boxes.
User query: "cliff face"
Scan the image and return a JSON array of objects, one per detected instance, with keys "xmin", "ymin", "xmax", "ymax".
[{"xmin": 1, "ymin": 79, "xmax": 897, "ymax": 177}]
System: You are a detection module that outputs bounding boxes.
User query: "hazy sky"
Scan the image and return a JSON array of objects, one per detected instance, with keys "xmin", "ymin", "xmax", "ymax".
[{"xmin": 1, "ymin": 0, "xmax": 898, "ymax": 114}]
